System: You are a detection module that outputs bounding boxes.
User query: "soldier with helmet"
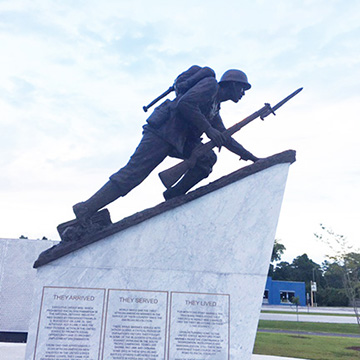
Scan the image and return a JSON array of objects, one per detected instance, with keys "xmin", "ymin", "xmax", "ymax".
[{"xmin": 73, "ymin": 66, "xmax": 259, "ymax": 225}]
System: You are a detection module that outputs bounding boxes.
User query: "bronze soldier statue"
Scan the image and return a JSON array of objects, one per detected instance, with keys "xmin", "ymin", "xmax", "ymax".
[{"xmin": 73, "ymin": 66, "xmax": 259, "ymax": 225}]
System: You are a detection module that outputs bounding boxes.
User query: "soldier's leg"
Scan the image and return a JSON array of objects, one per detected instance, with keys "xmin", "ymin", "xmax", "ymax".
[
  {"xmin": 73, "ymin": 131, "xmax": 171, "ymax": 223},
  {"xmin": 163, "ymin": 150, "xmax": 217, "ymax": 200}
]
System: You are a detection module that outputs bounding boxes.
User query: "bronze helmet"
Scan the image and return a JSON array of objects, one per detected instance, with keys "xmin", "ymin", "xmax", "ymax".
[{"xmin": 219, "ymin": 69, "xmax": 251, "ymax": 90}]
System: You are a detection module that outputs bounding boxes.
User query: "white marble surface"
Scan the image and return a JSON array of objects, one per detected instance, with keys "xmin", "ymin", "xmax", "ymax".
[
  {"xmin": 0, "ymin": 238, "xmax": 59, "ymax": 332},
  {"xmin": 32, "ymin": 286, "xmax": 106, "ymax": 360},
  {"xmin": 103, "ymin": 289, "xmax": 168, "ymax": 359},
  {"xmin": 1, "ymin": 343, "xmax": 310, "ymax": 360},
  {"xmin": 26, "ymin": 163, "xmax": 291, "ymax": 360},
  {"xmin": 168, "ymin": 292, "xmax": 230, "ymax": 359}
]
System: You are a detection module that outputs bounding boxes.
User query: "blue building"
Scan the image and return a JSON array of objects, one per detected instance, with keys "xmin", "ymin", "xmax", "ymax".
[{"xmin": 263, "ymin": 277, "xmax": 306, "ymax": 306}]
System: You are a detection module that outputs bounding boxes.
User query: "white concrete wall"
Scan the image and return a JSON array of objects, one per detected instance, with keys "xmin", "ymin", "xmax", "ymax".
[
  {"xmin": 26, "ymin": 163, "xmax": 291, "ymax": 360},
  {"xmin": 0, "ymin": 238, "xmax": 58, "ymax": 332}
]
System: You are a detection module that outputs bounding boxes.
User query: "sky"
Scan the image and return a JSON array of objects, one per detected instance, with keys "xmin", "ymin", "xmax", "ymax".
[{"xmin": 0, "ymin": 0, "xmax": 359, "ymax": 265}]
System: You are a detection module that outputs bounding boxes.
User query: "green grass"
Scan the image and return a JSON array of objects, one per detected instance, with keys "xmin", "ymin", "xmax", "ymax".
[
  {"xmin": 254, "ymin": 332, "xmax": 360, "ymax": 360},
  {"xmin": 258, "ymin": 320, "xmax": 360, "ymax": 335},
  {"xmin": 261, "ymin": 310, "xmax": 357, "ymax": 317}
]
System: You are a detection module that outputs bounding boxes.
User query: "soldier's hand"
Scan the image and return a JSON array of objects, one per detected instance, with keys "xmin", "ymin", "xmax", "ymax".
[
  {"xmin": 239, "ymin": 155, "xmax": 261, "ymax": 162},
  {"xmin": 206, "ymin": 127, "xmax": 230, "ymax": 149}
]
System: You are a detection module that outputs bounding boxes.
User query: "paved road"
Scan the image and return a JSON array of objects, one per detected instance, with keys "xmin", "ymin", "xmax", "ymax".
[
  {"xmin": 258, "ymin": 328, "xmax": 360, "ymax": 338},
  {"xmin": 261, "ymin": 305, "xmax": 359, "ymax": 324},
  {"xmin": 262, "ymin": 305, "xmax": 356, "ymax": 315},
  {"xmin": 260, "ymin": 312, "xmax": 358, "ymax": 323}
]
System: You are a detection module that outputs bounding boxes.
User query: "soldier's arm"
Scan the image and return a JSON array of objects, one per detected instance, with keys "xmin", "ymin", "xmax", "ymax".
[{"xmin": 212, "ymin": 114, "xmax": 259, "ymax": 162}]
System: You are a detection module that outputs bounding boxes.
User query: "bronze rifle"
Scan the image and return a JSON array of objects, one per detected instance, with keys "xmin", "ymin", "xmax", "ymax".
[{"xmin": 158, "ymin": 87, "xmax": 303, "ymax": 189}]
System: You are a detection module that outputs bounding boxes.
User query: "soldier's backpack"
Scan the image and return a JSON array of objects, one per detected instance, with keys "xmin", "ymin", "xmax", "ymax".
[
  {"xmin": 173, "ymin": 65, "xmax": 215, "ymax": 96},
  {"xmin": 146, "ymin": 65, "xmax": 215, "ymax": 128}
]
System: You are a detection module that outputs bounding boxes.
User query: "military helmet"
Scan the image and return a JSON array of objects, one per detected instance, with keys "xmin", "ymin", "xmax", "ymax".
[{"xmin": 219, "ymin": 69, "xmax": 251, "ymax": 90}]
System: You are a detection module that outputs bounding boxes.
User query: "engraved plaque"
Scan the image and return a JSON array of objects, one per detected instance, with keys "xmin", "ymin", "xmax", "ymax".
[
  {"xmin": 33, "ymin": 286, "xmax": 106, "ymax": 360},
  {"xmin": 168, "ymin": 292, "xmax": 230, "ymax": 360},
  {"xmin": 102, "ymin": 289, "xmax": 168, "ymax": 360}
]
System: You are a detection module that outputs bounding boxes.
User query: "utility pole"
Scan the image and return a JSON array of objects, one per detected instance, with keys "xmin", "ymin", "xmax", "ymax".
[
  {"xmin": 311, "ymin": 268, "xmax": 317, "ymax": 307},
  {"xmin": 310, "ymin": 280, "xmax": 317, "ymax": 307}
]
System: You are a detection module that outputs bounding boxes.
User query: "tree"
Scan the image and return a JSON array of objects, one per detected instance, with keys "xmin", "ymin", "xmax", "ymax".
[
  {"xmin": 272, "ymin": 254, "xmax": 323, "ymax": 287},
  {"xmin": 316, "ymin": 285, "xmax": 349, "ymax": 307},
  {"xmin": 271, "ymin": 239, "xmax": 286, "ymax": 262},
  {"xmin": 268, "ymin": 239, "xmax": 286, "ymax": 277},
  {"xmin": 318, "ymin": 260, "xmax": 349, "ymax": 306},
  {"xmin": 271, "ymin": 261, "xmax": 292, "ymax": 280},
  {"xmin": 315, "ymin": 224, "xmax": 360, "ymax": 327},
  {"xmin": 343, "ymin": 252, "xmax": 360, "ymax": 307},
  {"xmin": 322, "ymin": 260, "xmax": 345, "ymax": 289},
  {"xmin": 291, "ymin": 296, "xmax": 300, "ymax": 322},
  {"xmin": 291, "ymin": 254, "xmax": 325, "ymax": 289}
]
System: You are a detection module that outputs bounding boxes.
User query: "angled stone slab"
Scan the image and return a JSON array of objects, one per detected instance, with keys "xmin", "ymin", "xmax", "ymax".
[
  {"xmin": 26, "ymin": 150, "xmax": 295, "ymax": 360},
  {"xmin": 33, "ymin": 150, "xmax": 295, "ymax": 268}
]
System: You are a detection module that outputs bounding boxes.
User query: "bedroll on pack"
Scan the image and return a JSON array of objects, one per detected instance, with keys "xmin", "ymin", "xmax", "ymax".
[
  {"xmin": 146, "ymin": 65, "xmax": 216, "ymax": 127},
  {"xmin": 174, "ymin": 65, "xmax": 216, "ymax": 96},
  {"xmin": 143, "ymin": 65, "xmax": 216, "ymax": 112}
]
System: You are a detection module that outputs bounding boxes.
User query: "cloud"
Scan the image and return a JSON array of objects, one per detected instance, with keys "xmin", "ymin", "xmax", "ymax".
[
  {"xmin": 0, "ymin": 76, "xmax": 36, "ymax": 107},
  {"xmin": 0, "ymin": 0, "xmax": 359, "ymax": 255}
]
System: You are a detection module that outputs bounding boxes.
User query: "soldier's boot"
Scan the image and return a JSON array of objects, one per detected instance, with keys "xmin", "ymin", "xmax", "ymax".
[
  {"xmin": 163, "ymin": 168, "xmax": 206, "ymax": 201},
  {"xmin": 73, "ymin": 181, "xmax": 122, "ymax": 226}
]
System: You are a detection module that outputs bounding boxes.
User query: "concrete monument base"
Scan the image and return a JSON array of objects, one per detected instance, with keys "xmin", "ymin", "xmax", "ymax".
[{"xmin": 26, "ymin": 150, "xmax": 295, "ymax": 360}]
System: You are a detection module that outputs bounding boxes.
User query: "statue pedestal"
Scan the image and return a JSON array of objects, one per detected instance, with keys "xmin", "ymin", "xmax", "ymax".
[{"xmin": 26, "ymin": 151, "xmax": 295, "ymax": 360}]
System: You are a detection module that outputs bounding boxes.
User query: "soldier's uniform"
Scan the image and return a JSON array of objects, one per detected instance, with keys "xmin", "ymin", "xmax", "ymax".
[
  {"xmin": 73, "ymin": 68, "xmax": 258, "ymax": 223},
  {"xmin": 109, "ymin": 76, "xmax": 256, "ymax": 198}
]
